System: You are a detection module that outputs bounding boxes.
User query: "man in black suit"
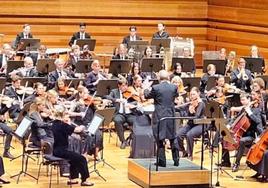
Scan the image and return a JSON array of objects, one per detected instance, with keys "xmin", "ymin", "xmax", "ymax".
[
  {"xmin": 13, "ymin": 24, "xmax": 33, "ymax": 50},
  {"xmin": 122, "ymin": 26, "xmax": 142, "ymax": 47},
  {"xmin": 69, "ymin": 23, "xmax": 91, "ymax": 46},
  {"xmin": 143, "ymin": 70, "xmax": 179, "ymax": 167},
  {"xmin": 9, "ymin": 57, "xmax": 38, "ymax": 78},
  {"xmin": 106, "ymin": 77, "xmax": 136, "ymax": 149},
  {"xmin": 28, "ymin": 44, "xmax": 49, "ymax": 66},
  {"xmin": 152, "ymin": 23, "xmax": 170, "ymax": 39},
  {"xmin": 0, "ymin": 44, "xmax": 15, "ymax": 75}
]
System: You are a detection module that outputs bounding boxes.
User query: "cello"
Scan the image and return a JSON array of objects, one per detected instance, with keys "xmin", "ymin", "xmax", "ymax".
[{"xmin": 246, "ymin": 128, "xmax": 268, "ymax": 165}]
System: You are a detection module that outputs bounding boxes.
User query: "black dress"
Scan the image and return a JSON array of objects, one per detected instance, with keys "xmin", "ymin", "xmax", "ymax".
[{"xmin": 52, "ymin": 120, "xmax": 89, "ymax": 181}]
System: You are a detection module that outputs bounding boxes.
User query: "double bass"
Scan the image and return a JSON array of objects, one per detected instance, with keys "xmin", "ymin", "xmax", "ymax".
[{"xmin": 246, "ymin": 128, "xmax": 268, "ymax": 165}]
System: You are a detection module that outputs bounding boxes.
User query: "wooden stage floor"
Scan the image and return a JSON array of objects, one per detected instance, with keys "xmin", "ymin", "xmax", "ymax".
[{"xmin": 1, "ymin": 132, "xmax": 267, "ymax": 188}]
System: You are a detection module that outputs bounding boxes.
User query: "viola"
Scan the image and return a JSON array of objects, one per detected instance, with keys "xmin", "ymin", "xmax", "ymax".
[{"xmin": 123, "ymin": 87, "xmax": 141, "ymax": 102}]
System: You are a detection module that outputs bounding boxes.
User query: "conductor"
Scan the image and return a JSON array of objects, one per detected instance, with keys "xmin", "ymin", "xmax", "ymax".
[{"xmin": 143, "ymin": 70, "xmax": 179, "ymax": 167}]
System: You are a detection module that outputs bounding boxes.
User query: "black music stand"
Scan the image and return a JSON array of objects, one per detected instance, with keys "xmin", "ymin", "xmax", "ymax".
[
  {"xmin": 141, "ymin": 58, "xmax": 163, "ymax": 77},
  {"xmin": 243, "ymin": 57, "xmax": 264, "ymax": 74},
  {"xmin": 96, "ymin": 79, "xmax": 118, "ymax": 97},
  {"xmin": 0, "ymin": 77, "xmax": 6, "ymax": 91},
  {"xmin": 75, "ymin": 39, "xmax": 96, "ymax": 51},
  {"xmin": 64, "ymin": 78, "xmax": 85, "ymax": 88},
  {"xmin": 36, "ymin": 59, "xmax": 56, "ymax": 75},
  {"xmin": 75, "ymin": 59, "xmax": 93, "ymax": 73},
  {"xmin": 151, "ymin": 38, "xmax": 171, "ymax": 51},
  {"xmin": 203, "ymin": 59, "xmax": 227, "ymax": 75},
  {"xmin": 206, "ymin": 76, "xmax": 230, "ymax": 91},
  {"xmin": 18, "ymin": 38, "xmax": 40, "ymax": 51},
  {"xmin": 171, "ymin": 58, "xmax": 196, "ymax": 73},
  {"xmin": 10, "ymin": 116, "xmax": 37, "ymax": 183},
  {"xmin": 21, "ymin": 77, "xmax": 47, "ymax": 87},
  {"xmin": 109, "ymin": 60, "xmax": 132, "ymax": 76},
  {"xmin": 6, "ymin": 60, "xmax": 24, "ymax": 76},
  {"xmin": 182, "ymin": 77, "xmax": 201, "ymax": 92}
]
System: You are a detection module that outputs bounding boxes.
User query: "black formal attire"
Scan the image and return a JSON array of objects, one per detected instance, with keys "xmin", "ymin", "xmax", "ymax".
[
  {"xmin": 222, "ymin": 107, "xmax": 263, "ymax": 166},
  {"xmin": 0, "ymin": 156, "xmax": 5, "ymax": 177},
  {"xmin": 16, "ymin": 67, "xmax": 39, "ymax": 78},
  {"xmin": 176, "ymin": 100, "xmax": 206, "ymax": 158},
  {"xmin": 106, "ymin": 88, "xmax": 135, "ymax": 144},
  {"xmin": 85, "ymin": 71, "xmax": 98, "ymax": 94},
  {"xmin": 67, "ymin": 55, "xmax": 80, "ymax": 71},
  {"xmin": 200, "ymin": 73, "xmax": 210, "ymax": 94},
  {"xmin": 0, "ymin": 123, "xmax": 13, "ymax": 153},
  {"xmin": 144, "ymin": 81, "xmax": 179, "ymax": 166},
  {"xmin": 122, "ymin": 35, "xmax": 142, "ymax": 47},
  {"xmin": 69, "ymin": 32, "xmax": 91, "ymax": 46},
  {"xmin": 13, "ymin": 32, "xmax": 33, "ymax": 50},
  {"xmin": 29, "ymin": 112, "xmax": 54, "ymax": 147},
  {"xmin": 152, "ymin": 31, "xmax": 170, "ymax": 39},
  {"xmin": 112, "ymin": 54, "xmax": 128, "ymax": 60},
  {"xmin": 48, "ymin": 69, "xmax": 73, "ymax": 89},
  {"xmin": 28, "ymin": 53, "xmax": 49, "ymax": 66},
  {"xmin": 230, "ymin": 68, "xmax": 252, "ymax": 92},
  {"xmin": 52, "ymin": 120, "xmax": 89, "ymax": 181}
]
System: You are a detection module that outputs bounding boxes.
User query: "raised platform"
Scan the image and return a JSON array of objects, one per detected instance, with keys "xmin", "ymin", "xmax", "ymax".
[{"xmin": 128, "ymin": 158, "xmax": 210, "ymax": 188}]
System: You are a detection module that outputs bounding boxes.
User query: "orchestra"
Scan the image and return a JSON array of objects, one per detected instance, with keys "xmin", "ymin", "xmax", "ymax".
[{"xmin": 1, "ymin": 21, "xmax": 268, "ymax": 187}]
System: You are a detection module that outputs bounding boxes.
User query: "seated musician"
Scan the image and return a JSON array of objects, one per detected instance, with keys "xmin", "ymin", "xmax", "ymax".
[
  {"xmin": 176, "ymin": 87, "xmax": 206, "ymax": 161},
  {"xmin": 225, "ymin": 51, "xmax": 236, "ymax": 75},
  {"xmin": 230, "ymin": 57, "xmax": 252, "ymax": 92},
  {"xmin": 112, "ymin": 44, "xmax": 128, "ymax": 60},
  {"xmin": 220, "ymin": 93, "xmax": 263, "ymax": 172},
  {"xmin": 122, "ymin": 26, "xmax": 142, "ymax": 47},
  {"xmin": 219, "ymin": 48, "xmax": 227, "ymax": 60},
  {"xmin": 200, "ymin": 64, "xmax": 217, "ymax": 94},
  {"xmin": 127, "ymin": 63, "xmax": 141, "ymax": 86},
  {"xmin": 54, "ymin": 78, "xmax": 76, "ymax": 99},
  {"xmin": 51, "ymin": 105, "xmax": 94, "ymax": 186},
  {"xmin": 170, "ymin": 62, "xmax": 189, "ymax": 80},
  {"xmin": 12, "ymin": 24, "xmax": 33, "ymax": 50},
  {"xmin": 0, "ymin": 115, "xmax": 15, "ymax": 159},
  {"xmin": 106, "ymin": 76, "xmax": 136, "ymax": 149},
  {"xmin": 152, "ymin": 22, "xmax": 170, "ymax": 39},
  {"xmin": 9, "ymin": 56, "xmax": 38, "ymax": 77},
  {"xmin": 69, "ymin": 22, "xmax": 91, "ymax": 47},
  {"xmin": 85, "ymin": 59, "xmax": 107, "ymax": 94},
  {"xmin": 250, "ymin": 45, "xmax": 265, "ymax": 73},
  {"xmin": 67, "ymin": 45, "xmax": 81, "ymax": 71},
  {"xmin": 24, "ymin": 82, "xmax": 47, "ymax": 104},
  {"xmin": 48, "ymin": 58, "xmax": 74, "ymax": 89},
  {"xmin": 28, "ymin": 44, "xmax": 49, "ymax": 66},
  {"xmin": 143, "ymin": 46, "xmax": 153, "ymax": 58},
  {"xmin": 29, "ymin": 97, "xmax": 54, "ymax": 147},
  {"xmin": 0, "ymin": 43, "xmax": 15, "ymax": 75}
]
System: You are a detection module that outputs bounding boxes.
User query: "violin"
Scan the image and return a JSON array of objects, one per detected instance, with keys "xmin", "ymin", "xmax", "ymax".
[
  {"xmin": 58, "ymin": 86, "xmax": 77, "ymax": 97},
  {"xmin": 189, "ymin": 98, "xmax": 201, "ymax": 114},
  {"xmin": 16, "ymin": 86, "xmax": 35, "ymax": 95},
  {"xmin": 123, "ymin": 87, "xmax": 141, "ymax": 102}
]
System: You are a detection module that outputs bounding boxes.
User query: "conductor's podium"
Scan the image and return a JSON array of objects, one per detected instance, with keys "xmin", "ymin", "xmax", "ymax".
[{"xmin": 128, "ymin": 158, "xmax": 210, "ymax": 188}]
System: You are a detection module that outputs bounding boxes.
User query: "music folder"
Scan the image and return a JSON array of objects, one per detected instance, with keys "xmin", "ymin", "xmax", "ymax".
[
  {"xmin": 87, "ymin": 113, "xmax": 105, "ymax": 135},
  {"xmin": 14, "ymin": 116, "xmax": 33, "ymax": 140}
]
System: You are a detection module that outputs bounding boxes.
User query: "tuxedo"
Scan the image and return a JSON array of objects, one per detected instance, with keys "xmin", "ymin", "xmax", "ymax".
[
  {"xmin": 69, "ymin": 32, "xmax": 91, "ymax": 46},
  {"xmin": 152, "ymin": 31, "xmax": 170, "ymax": 39},
  {"xmin": 48, "ymin": 70, "xmax": 73, "ymax": 89},
  {"xmin": 13, "ymin": 32, "xmax": 33, "ymax": 49}
]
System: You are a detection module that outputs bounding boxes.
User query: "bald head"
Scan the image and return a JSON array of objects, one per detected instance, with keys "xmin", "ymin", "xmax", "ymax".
[{"xmin": 159, "ymin": 70, "xmax": 169, "ymax": 81}]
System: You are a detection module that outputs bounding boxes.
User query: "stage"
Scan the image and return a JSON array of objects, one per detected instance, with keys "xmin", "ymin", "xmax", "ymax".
[{"xmin": 128, "ymin": 158, "xmax": 210, "ymax": 188}]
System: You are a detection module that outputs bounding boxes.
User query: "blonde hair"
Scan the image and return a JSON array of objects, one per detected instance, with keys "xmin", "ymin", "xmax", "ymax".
[{"xmin": 29, "ymin": 97, "xmax": 46, "ymax": 115}]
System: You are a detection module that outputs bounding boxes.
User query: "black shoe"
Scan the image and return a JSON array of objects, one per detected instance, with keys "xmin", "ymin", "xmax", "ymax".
[
  {"xmin": 81, "ymin": 181, "xmax": 94, "ymax": 186},
  {"xmin": 67, "ymin": 180, "xmax": 78, "ymax": 185},
  {"xmin": 181, "ymin": 151, "xmax": 188, "ymax": 158},
  {"xmin": 257, "ymin": 175, "xmax": 268, "ymax": 182},
  {"xmin": 250, "ymin": 172, "xmax": 261, "ymax": 179},
  {"xmin": 0, "ymin": 178, "xmax": 10, "ymax": 184},
  {"xmin": 3, "ymin": 151, "xmax": 14, "ymax": 160},
  {"xmin": 174, "ymin": 160, "xmax": 179, "ymax": 166},
  {"xmin": 154, "ymin": 162, "xmax": 166, "ymax": 167},
  {"xmin": 215, "ymin": 162, "xmax": 231, "ymax": 168},
  {"xmin": 120, "ymin": 141, "xmax": 127, "ymax": 149},
  {"xmin": 232, "ymin": 163, "xmax": 239, "ymax": 172}
]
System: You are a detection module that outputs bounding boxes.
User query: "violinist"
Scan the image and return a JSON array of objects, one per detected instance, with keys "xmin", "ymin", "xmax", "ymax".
[
  {"xmin": 29, "ymin": 97, "xmax": 54, "ymax": 147},
  {"xmin": 9, "ymin": 56, "xmax": 38, "ymax": 77},
  {"xmin": 106, "ymin": 76, "xmax": 135, "ymax": 149},
  {"xmin": 55, "ymin": 78, "xmax": 76, "ymax": 99},
  {"xmin": 176, "ymin": 87, "xmax": 206, "ymax": 161},
  {"xmin": 220, "ymin": 93, "xmax": 263, "ymax": 172},
  {"xmin": 85, "ymin": 59, "xmax": 107, "ymax": 94},
  {"xmin": 230, "ymin": 57, "xmax": 252, "ymax": 92},
  {"xmin": 126, "ymin": 63, "xmax": 141, "ymax": 86},
  {"xmin": 24, "ymin": 82, "xmax": 46, "ymax": 104}
]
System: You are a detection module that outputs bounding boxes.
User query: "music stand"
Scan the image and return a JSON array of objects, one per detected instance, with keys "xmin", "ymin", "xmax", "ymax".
[
  {"xmin": 171, "ymin": 58, "xmax": 195, "ymax": 73},
  {"xmin": 6, "ymin": 60, "xmax": 24, "ymax": 76},
  {"xmin": 18, "ymin": 38, "xmax": 40, "ymax": 51},
  {"xmin": 243, "ymin": 57, "xmax": 264, "ymax": 74},
  {"xmin": 109, "ymin": 60, "xmax": 132, "ymax": 76},
  {"xmin": 206, "ymin": 76, "xmax": 230, "ymax": 91},
  {"xmin": 21, "ymin": 77, "xmax": 47, "ymax": 87},
  {"xmin": 74, "ymin": 39, "xmax": 96, "ymax": 51},
  {"xmin": 182, "ymin": 77, "xmax": 201, "ymax": 92},
  {"xmin": 11, "ymin": 116, "xmax": 37, "ymax": 183},
  {"xmin": 141, "ymin": 58, "xmax": 163, "ymax": 76},
  {"xmin": 96, "ymin": 79, "xmax": 118, "ymax": 97},
  {"xmin": 75, "ymin": 59, "xmax": 93, "ymax": 73},
  {"xmin": 36, "ymin": 58, "xmax": 56, "ymax": 75},
  {"xmin": 0, "ymin": 77, "xmax": 6, "ymax": 91},
  {"xmin": 151, "ymin": 38, "xmax": 171, "ymax": 51},
  {"xmin": 64, "ymin": 78, "xmax": 85, "ymax": 88},
  {"xmin": 203, "ymin": 59, "xmax": 227, "ymax": 75}
]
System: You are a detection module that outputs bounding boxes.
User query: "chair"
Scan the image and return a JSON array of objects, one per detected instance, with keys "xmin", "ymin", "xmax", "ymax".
[{"xmin": 37, "ymin": 141, "xmax": 70, "ymax": 188}]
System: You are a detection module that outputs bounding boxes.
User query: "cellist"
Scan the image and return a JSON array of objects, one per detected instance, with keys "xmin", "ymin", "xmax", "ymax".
[{"xmin": 220, "ymin": 93, "xmax": 263, "ymax": 172}]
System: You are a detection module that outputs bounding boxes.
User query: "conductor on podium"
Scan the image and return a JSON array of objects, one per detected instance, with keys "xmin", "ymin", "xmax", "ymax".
[{"xmin": 144, "ymin": 70, "xmax": 179, "ymax": 167}]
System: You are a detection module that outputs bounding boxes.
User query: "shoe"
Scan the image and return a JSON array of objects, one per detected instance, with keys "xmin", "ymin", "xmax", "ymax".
[
  {"xmin": 257, "ymin": 175, "xmax": 268, "ymax": 182},
  {"xmin": 120, "ymin": 141, "xmax": 127, "ymax": 149},
  {"xmin": 181, "ymin": 151, "xmax": 188, "ymax": 158},
  {"xmin": 0, "ymin": 178, "xmax": 10, "ymax": 184},
  {"xmin": 174, "ymin": 160, "xmax": 179, "ymax": 166},
  {"xmin": 215, "ymin": 162, "xmax": 231, "ymax": 168},
  {"xmin": 232, "ymin": 163, "xmax": 239, "ymax": 172},
  {"xmin": 3, "ymin": 151, "xmax": 15, "ymax": 160},
  {"xmin": 81, "ymin": 181, "xmax": 94, "ymax": 186},
  {"xmin": 250, "ymin": 172, "xmax": 261, "ymax": 179},
  {"xmin": 154, "ymin": 162, "xmax": 166, "ymax": 167},
  {"xmin": 67, "ymin": 180, "xmax": 78, "ymax": 185}
]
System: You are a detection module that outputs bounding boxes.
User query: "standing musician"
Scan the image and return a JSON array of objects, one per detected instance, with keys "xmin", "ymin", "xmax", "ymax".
[
  {"xmin": 143, "ymin": 70, "xmax": 179, "ymax": 167},
  {"xmin": 69, "ymin": 23, "xmax": 91, "ymax": 47},
  {"xmin": 176, "ymin": 87, "xmax": 206, "ymax": 161},
  {"xmin": 106, "ymin": 76, "xmax": 136, "ymax": 149},
  {"xmin": 152, "ymin": 23, "xmax": 170, "ymax": 39},
  {"xmin": 230, "ymin": 57, "xmax": 252, "ymax": 92},
  {"xmin": 51, "ymin": 105, "xmax": 94, "ymax": 186},
  {"xmin": 12, "ymin": 24, "xmax": 33, "ymax": 50},
  {"xmin": 122, "ymin": 26, "xmax": 142, "ymax": 47},
  {"xmin": 85, "ymin": 59, "xmax": 107, "ymax": 94},
  {"xmin": 220, "ymin": 93, "xmax": 263, "ymax": 172}
]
